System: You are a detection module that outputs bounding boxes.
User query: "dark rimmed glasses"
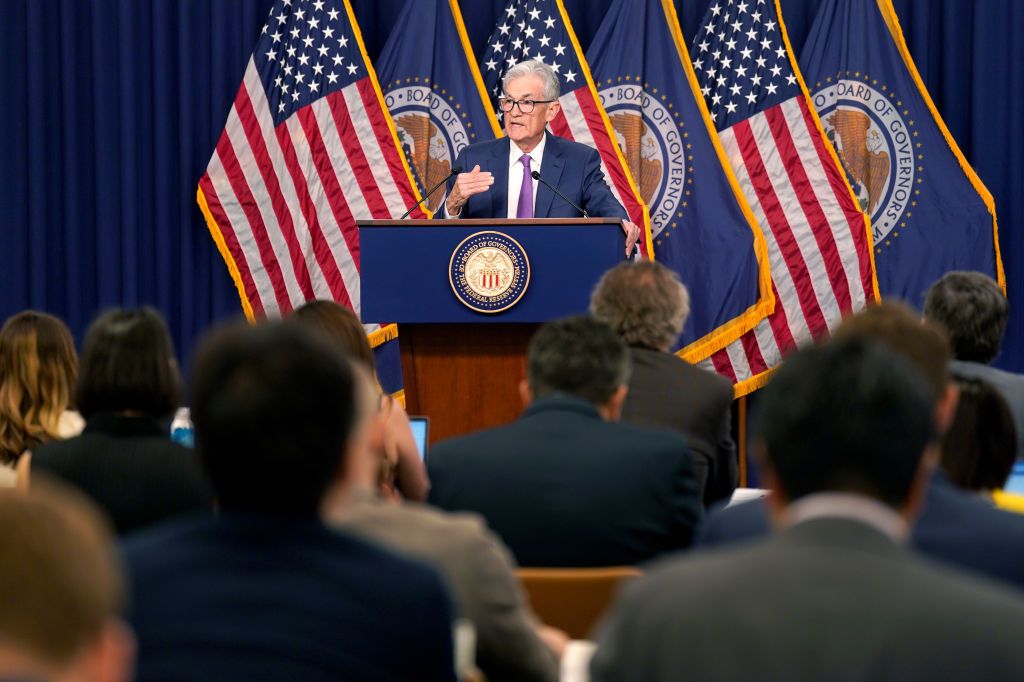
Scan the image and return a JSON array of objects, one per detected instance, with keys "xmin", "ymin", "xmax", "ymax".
[{"xmin": 497, "ymin": 97, "xmax": 556, "ymax": 114}]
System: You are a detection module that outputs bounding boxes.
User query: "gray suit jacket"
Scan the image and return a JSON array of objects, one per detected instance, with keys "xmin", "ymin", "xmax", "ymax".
[
  {"xmin": 332, "ymin": 493, "xmax": 558, "ymax": 682},
  {"xmin": 620, "ymin": 347, "xmax": 737, "ymax": 506},
  {"xmin": 592, "ymin": 517, "xmax": 1024, "ymax": 681},
  {"xmin": 951, "ymin": 360, "xmax": 1024, "ymax": 458}
]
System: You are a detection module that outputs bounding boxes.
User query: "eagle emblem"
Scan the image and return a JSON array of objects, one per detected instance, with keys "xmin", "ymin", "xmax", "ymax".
[
  {"xmin": 395, "ymin": 114, "xmax": 452, "ymax": 213},
  {"xmin": 609, "ymin": 112, "xmax": 662, "ymax": 206},
  {"xmin": 827, "ymin": 109, "xmax": 889, "ymax": 215}
]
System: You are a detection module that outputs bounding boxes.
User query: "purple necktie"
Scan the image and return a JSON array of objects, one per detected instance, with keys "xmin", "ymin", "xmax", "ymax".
[{"xmin": 516, "ymin": 155, "xmax": 534, "ymax": 219}]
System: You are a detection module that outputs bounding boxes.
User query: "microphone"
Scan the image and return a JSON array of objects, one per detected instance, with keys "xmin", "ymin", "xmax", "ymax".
[
  {"xmin": 531, "ymin": 170, "xmax": 589, "ymax": 218},
  {"xmin": 399, "ymin": 165, "xmax": 463, "ymax": 219}
]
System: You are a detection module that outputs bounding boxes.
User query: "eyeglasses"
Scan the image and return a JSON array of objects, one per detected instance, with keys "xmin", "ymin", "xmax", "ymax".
[{"xmin": 497, "ymin": 97, "xmax": 556, "ymax": 114}]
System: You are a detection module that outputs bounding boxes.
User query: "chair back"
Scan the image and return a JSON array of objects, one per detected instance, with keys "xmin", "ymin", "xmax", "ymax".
[{"xmin": 516, "ymin": 566, "xmax": 641, "ymax": 640}]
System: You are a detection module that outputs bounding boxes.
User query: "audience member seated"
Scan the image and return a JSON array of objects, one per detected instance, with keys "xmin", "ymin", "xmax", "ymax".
[
  {"xmin": 331, "ymin": 368, "xmax": 564, "ymax": 682},
  {"xmin": 0, "ymin": 481, "xmax": 133, "ymax": 682},
  {"xmin": 290, "ymin": 299, "xmax": 429, "ymax": 502},
  {"xmin": 590, "ymin": 261, "xmax": 736, "ymax": 506},
  {"xmin": 941, "ymin": 376, "xmax": 1024, "ymax": 512},
  {"xmin": 123, "ymin": 322, "xmax": 456, "ymax": 682},
  {"xmin": 697, "ymin": 303, "xmax": 1024, "ymax": 591},
  {"xmin": 27, "ymin": 308, "xmax": 211, "ymax": 534},
  {"xmin": 924, "ymin": 270, "xmax": 1024, "ymax": 457},
  {"xmin": 591, "ymin": 339, "xmax": 1024, "ymax": 681},
  {"xmin": 428, "ymin": 316, "xmax": 701, "ymax": 567},
  {"xmin": 0, "ymin": 311, "xmax": 83, "ymax": 486}
]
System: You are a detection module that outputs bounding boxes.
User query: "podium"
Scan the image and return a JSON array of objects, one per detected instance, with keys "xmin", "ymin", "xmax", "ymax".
[{"xmin": 359, "ymin": 218, "xmax": 624, "ymax": 443}]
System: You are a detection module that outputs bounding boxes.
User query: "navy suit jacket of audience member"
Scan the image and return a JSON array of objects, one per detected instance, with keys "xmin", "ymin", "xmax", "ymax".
[
  {"xmin": 440, "ymin": 133, "xmax": 628, "ymax": 220},
  {"xmin": 697, "ymin": 472, "xmax": 1024, "ymax": 591},
  {"xmin": 427, "ymin": 394, "xmax": 702, "ymax": 567},
  {"xmin": 123, "ymin": 514, "xmax": 457, "ymax": 682}
]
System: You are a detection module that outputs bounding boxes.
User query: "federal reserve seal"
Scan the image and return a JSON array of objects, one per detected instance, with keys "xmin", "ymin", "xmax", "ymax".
[
  {"xmin": 449, "ymin": 231, "xmax": 530, "ymax": 314},
  {"xmin": 598, "ymin": 82, "xmax": 693, "ymax": 242},
  {"xmin": 812, "ymin": 77, "xmax": 920, "ymax": 245}
]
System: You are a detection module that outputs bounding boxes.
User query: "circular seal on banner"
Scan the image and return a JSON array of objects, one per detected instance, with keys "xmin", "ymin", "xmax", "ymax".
[
  {"xmin": 812, "ymin": 78, "xmax": 918, "ymax": 244},
  {"xmin": 449, "ymin": 231, "xmax": 530, "ymax": 314},
  {"xmin": 598, "ymin": 83, "xmax": 689, "ymax": 240},
  {"xmin": 385, "ymin": 84, "xmax": 472, "ymax": 212}
]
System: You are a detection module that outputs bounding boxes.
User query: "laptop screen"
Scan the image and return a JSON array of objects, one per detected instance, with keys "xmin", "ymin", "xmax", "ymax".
[
  {"xmin": 409, "ymin": 417, "xmax": 429, "ymax": 461},
  {"xmin": 1005, "ymin": 461, "xmax": 1024, "ymax": 495}
]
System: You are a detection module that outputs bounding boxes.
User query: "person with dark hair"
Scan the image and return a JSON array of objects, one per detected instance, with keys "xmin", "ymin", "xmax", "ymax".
[
  {"xmin": 591, "ymin": 340, "xmax": 1024, "ymax": 681},
  {"xmin": 941, "ymin": 377, "xmax": 1022, "ymax": 509},
  {"xmin": 28, "ymin": 308, "xmax": 210, "ymax": 534},
  {"xmin": 0, "ymin": 480, "xmax": 133, "ymax": 682},
  {"xmin": 428, "ymin": 315, "xmax": 701, "ymax": 567},
  {"xmin": 0, "ymin": 311, "xmax": 83, "ymax": 485},
  {"xmin": 924, "ymin": 270, "xmax": 1024, "ymax": 457},
  {"xmin": 591, "ymin": 261, "xmax": 736, "ymax": 507},
  {"xmin": 123, "ymin": 322, "xmax": 457, "ymax": 681},
  {"xmin": 290, "ymin": 300, "xmax": 429, "ymax": 502},
  {"xmin": 697, "ymin": 302, "xmax": 1024, "ymax": 591}
]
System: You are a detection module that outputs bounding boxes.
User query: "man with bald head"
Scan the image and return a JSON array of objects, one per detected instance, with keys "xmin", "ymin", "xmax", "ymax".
[{"xmin": 440, "ymin": 59, "xmax": 641, "ymax": 256}]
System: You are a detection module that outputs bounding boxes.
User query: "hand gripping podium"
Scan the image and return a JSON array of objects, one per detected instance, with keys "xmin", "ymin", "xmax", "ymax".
[{"xmin": 359, "ymin": 218, "xmax": 624, "ymax": 443}]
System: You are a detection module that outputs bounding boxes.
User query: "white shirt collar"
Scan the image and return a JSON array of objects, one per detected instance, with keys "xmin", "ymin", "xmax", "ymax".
[
  {"xmin": 509, "ymin": 133, "xmax": 546, "ymax": 171},
  {"xmin": 785, "ymin": 492, "xmax": 909, "ymax": 542}
]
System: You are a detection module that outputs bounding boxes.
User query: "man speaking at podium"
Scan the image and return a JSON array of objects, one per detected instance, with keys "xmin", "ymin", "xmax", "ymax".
[{"xmin": 440, "ymin": 60, "xmax": 641, "ymax": 257}]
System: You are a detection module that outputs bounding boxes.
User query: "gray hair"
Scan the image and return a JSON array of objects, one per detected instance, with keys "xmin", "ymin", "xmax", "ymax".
[
  {"xmin": 503, "ymin": 59, "xmax": 560, "ymax": 100},
  {"xmin": 590, "ymin": 261, "xmax": 691, "ymax": 352}
]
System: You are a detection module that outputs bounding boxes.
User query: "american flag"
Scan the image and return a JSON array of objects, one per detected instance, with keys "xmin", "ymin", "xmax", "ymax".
[
  {"xmin": 690, "ymin": 0, "xmax": 876, "ymax": 394},
  {"xmin": 197, "ymin": 0, "xmax": 425, "ymax": 320},
  {"xmin": 479, "ymin": 0, "xmax": 653, "ymax": 258}
]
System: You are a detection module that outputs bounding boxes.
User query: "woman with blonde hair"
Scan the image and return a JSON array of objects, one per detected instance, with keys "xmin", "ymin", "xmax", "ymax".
[
  {"xmin": 0, "ymin": 312, "xmax": 83, "ymax": 483},
  {"xmin": 291, "ymin": 300, "xmax": 429, "ymax": 502}
]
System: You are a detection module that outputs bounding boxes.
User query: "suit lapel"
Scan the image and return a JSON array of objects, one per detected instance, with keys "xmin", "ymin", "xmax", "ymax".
[
  {"xmin": 485, "ymin": 138, "xmax": 510, "ymax": 219},
  {"xmin": 534, "ymin": 132, "xmax": 564, "ymax": 219}
]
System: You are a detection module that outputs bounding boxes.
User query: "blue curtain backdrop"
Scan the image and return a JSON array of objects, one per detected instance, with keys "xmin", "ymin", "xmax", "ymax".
[{"xmin": 2, "ymin": 0, "xmax": 1022, "ymax": 372}]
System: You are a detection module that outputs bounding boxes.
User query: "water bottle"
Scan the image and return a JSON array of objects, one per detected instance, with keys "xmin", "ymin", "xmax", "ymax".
[{"xmin": 170, "ymin": 407, "xmax": 194, "ymax": 448}]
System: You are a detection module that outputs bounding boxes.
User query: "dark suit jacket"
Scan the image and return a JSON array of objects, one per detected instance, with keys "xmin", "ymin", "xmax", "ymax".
[
  {"xmin": 620, "ymin": 346, "xmax": 737, "ymax": 506},
  {"xmin": 427, "ymin": 395, "xmax": 701, "ymax": 567},
  {"xmin": 592, "ymin": 517, "xmax": 1024, "ymax": 681},
  {"xmin": 697, "ymin": 473, "xmax": 1024, "ymax": 591},
  {"xmin": 123, "ymin": 514, "xmax": 456, "ymax": 682},
  {"xmin": 440, "ymin": 133, "xmax": 629, "ymax": 220},
  {"xmin": 32, "ymin": 414, "xmax": 211, "ymax": 534}
]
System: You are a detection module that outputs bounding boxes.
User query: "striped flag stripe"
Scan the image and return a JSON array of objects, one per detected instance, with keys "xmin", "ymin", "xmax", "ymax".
[
  {"xmin": 792, "ymin": 96, "xmax": 875, "ymax": 303},
  {"xmin": 710, "ymin": 346, "xmax": 739, "ymax": 383},
  {"xmin": 293, "ymin": 107, "xmax": 364, "ymax": 304},
  {"xmin": 241, "ymin": 64, "xmax": 335, "ymax": 302},
  {"xmin": 272, "ymin": 118, "xmax": 354, "ymax": 307},
  {"xmin": 214, "ymin": 131, "xmax": 294, "ymax": 314},
  {"xmin": 326, "ymin": 91, "xmax": 394, "ymax": 220},
  {"xmin": 234, "ymin": 83, "xmax": 317, "ymax": 302},
  {"xmin": 198, "ymin": 174, "xmax": 266, "ymax": 318},
  {"xmin": 354, "ymin": 79, "xmax": 424, "ymax": 216},
  {"xmin": 747, "ymin": 114, "xmax": 842, "ymax": 330},
  {"xmin": 763, "ymin": 105, "xmax": 853, "ymax": 314},
  {"xmin": 552, "ymin": 102, "xmax": 629, "ymax": 209}
]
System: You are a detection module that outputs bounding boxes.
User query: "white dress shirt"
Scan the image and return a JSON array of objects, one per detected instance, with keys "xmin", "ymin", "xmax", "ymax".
[{"xmin": 506, "ymin": 135, "xmax": 546, "ymax": 218}]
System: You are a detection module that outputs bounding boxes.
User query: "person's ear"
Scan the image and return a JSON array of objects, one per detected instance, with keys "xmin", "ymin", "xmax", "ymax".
[
  {"xmin": 545, "ymin": 100, "xmax": 560, "ymax": 123},
  {"xmin": 900, "ymin": 445, "xmax": 938, "ymax": 523},
  {"xmin": 599, "ymin": 385, "xmax": 629, "ymax": 421},
  {"xmin": 82, "ymin": 619, "xmax": 135, "ymax": 682},
  {"xmin": 519, "ymin": 379, "xmax": 533, "ymax": 408},
  {"xmin": 935, "ymin": 382, "xmax": 960, "ymax": 436}
]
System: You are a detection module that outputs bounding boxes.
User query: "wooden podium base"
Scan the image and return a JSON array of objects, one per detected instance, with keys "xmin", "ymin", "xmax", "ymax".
[{"xmin": 400, "ymin": 323, "xmax": 538, "ymax": 444}]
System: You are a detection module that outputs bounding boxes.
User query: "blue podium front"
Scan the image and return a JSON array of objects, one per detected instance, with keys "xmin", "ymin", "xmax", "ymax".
[{"xmin": 358, "ymin": 218, "xmax": 626, "ymax": 442}]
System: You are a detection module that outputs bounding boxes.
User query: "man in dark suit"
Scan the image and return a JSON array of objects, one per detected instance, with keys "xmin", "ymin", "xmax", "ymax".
[
  {"xmin": 697, "ymin": 303, "xmax": 1024, "ymax": 591},
  {"xmin": 440, "ymin": 59, "xmax": 640, "ymax": 256},
  {"xmin": 428, "ymin": 316, "xmax": 701, "ymax": 568},
  {"xmin": 924, "ymin": 270, "xmax": 1024, "ymax": 457},
  {"xmin": 592, "ymin": 339, "xmax": 1024, "ymax": 681},
  {"xmin": 122, "ymin": 324, "xmax": 456, "ymax": 682},
  {"xmin": 591, "ymin": 261, "xmax": 736, "ymax": 506}
]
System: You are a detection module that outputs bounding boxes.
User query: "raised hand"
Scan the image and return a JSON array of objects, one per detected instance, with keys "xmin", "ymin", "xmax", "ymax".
[{"xmin": 445, "ymin": 164, "xmax": 494, "ymax": 216}]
